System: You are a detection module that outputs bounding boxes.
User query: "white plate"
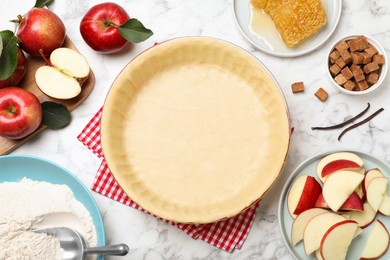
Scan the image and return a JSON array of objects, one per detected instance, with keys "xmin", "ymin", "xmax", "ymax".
[
  {"xmin": 233, "ymin": 0, "xmax": 342, "ymax": 57},
  {"xmin": 278, "ymin": 149, "xmax": 390, "ymax": 259}
]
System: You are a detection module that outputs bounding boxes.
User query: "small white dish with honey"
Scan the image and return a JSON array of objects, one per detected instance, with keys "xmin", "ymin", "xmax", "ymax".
[
  {"xmin": 233, "ymin": 0, "xmax": 342, "ymax": 57},
  {"xmin": 326, "ymin": 35, "xmax": 388, "ymax": 95}
]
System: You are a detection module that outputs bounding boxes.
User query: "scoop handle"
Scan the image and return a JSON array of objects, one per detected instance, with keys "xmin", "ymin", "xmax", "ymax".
[{"xmin": 84, "ymin": 243, "xmax": 129, "ymax": 256}]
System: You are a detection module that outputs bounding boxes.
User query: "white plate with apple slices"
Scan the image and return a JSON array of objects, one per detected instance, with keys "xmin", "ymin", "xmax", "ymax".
[{"xmin": 278, "ymin": 149, "xmax": 390, "ymax": 260}]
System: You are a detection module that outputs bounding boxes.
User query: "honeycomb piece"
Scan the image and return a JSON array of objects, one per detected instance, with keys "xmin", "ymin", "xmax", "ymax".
[{"xmin": 253, "ymin": 0, "xmax": 327, "ymax": 47}]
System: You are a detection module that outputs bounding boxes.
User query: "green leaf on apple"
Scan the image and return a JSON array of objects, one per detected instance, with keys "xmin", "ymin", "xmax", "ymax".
[
  {"xmin": 0, "ymin": 30, "xmax": 19, "ymax": 80},
  {"xmin": 34, "ymin": 0, "xmax": 54, "ymax": 8},
  {"xmin": 41, "ymin": 101, "xmax": 71, "ymax": 129},
  {"xmin": 118, "ymin": 18, "xmax": 153, "ymax": 43}
]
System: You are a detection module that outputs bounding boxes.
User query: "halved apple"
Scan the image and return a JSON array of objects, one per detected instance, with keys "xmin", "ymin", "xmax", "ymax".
[
  {"xmin": 291, "ymin": 208, "xmax": 329, "ymax": 245},
  {"xmin": 360, "ymin": 219, "xmax": 390, "ymax": 259},
  {"xmin": 345, "ymin": 202, "xmax": 377, "ymax": 229},
  {"xmin": 316, "ymin": 152, "xmax": 364, "ymax": 183},
  {"xmin": 287, "ymin": 175, "xmax": 322, "ymax": 218},
  {"xmin": 322, "ymin": 170, "xmax": 364, "ymax": 212},
  {"xmin": 379, "ymin": 194, "xmax": 390, "ymax": 216},
  {"xmin": 303, "ymin": 212, "xmax": 346, "ymax": 255},
  {"xmin": 315, "ymin": 191, "xmax": 364, "ymax": 211},
  {"xmin": 366, "ymin": 177, "xmax": 388, "ymax": 211},
  {"xmin": 363, "ymin": 168, "xmax": 383, "ymax": 198},
  {"xmin": 320, "ymin": 220, "xmax": 358, "ymax": 260},
  {"xmin": 35, "ymin": 47, "xmax": 90, "ymax": 99}
]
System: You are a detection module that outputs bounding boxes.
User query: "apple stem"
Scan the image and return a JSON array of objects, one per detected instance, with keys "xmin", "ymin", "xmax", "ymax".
[{"xmin": 39, "ymin": 49, "xmax": 53, "ymax": 66}]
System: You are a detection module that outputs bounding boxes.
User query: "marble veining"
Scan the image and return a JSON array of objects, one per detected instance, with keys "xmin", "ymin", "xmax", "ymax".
[{"xmin": 2, "ymin": 0, "xmax": 390, "ymax": 259}]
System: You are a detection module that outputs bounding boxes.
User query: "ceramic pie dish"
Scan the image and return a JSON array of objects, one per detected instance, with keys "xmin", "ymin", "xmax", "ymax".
[{"xmin": 101, "ymin": 37, "xmax": 291, "ymax": 224}]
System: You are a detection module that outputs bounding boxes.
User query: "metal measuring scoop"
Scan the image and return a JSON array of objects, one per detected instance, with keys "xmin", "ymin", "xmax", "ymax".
[{"xmin": 34, "ymin": 227, "xmax": 129, "ymax": 260}]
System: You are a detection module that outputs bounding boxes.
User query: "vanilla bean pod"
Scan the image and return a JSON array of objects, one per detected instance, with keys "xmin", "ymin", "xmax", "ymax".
[
  {"xmin": 338, "ymin": 107, "xmax": 384, "ymax": 141},
  {"xmin": 311, "ymin": 103, "xmax": 370, "ymax": 130}
]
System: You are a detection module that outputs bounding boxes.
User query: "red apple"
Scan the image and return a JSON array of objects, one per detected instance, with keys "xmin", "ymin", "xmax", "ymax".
[
  {"xmin": 80, "ymin": 2, "xmax": 130, "ymax": 53},
  {"xmin": 16, "ymin": 8, "xmax": 66, "ymax": 56},
  {"xmin": 0, "ymin": 87, "xmax": 42, "ymax": 139},
  {"xmin": 0, "ymin": 49, "xmax": 27, "ymax": 88}
]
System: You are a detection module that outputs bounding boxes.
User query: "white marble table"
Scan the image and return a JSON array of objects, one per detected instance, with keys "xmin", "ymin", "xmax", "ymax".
[{"xmin": 2, "ymin": 0, "xmax": 390, "ymax": 259}]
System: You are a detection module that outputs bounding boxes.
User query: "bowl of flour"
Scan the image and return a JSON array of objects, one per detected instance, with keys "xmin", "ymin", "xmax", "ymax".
[{"xmin": 0, "ymin": 155, "xmax": 105, "ymax": 260}]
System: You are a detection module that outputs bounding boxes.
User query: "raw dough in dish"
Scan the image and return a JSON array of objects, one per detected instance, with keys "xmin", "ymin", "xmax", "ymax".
[{"xmin": 101, "ymin": 38, "xmax": 290, "ymax": 223}]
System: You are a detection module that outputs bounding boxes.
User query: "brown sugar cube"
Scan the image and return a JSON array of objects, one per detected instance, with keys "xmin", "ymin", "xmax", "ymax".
[
  {"xmin": 335, "ymin": 57, "xmax": 346, "ymax": 68},
  {"xmin": 343, "ymin": 80, "xmax": 356, "ymax": 91},
  {"xmin": 357, "ymin": 80, "xmax": 369, "ymax": 91},
  {"xmin": 334, "ymin": 74, "xmax": 348, "ymax": 85},
  {"xmin": 361, "ymin": 52, "xmax": 372, "ymax": 64},
  {"xmin": 350, "ymin": 64, "xmax": 361, "ymax": 72},
  {"xmin": 335, "ymin": 41, "xmax": 349, "ymax": 52},
  {"xmin": 373, "ymin": 54, "xmax": 385, "ymax": 65},
  {"xmin": 314, "ymin": 88, "xmax": 328, "ymax": 102},
  {"xmin": 366, "ymin": 72, "xmax": 379, "ymax": 85},
  {"xmin": 354, "ymin": 73, "xmax": 366, "ymax": 82},
  {"xmin": 341, "ymin": 67, "xmax": 354, "ymax": 80},
  {"xmin": 329, "ymin": 64, "xmax": 341, "ymax": 76},
  {"xmin": 330, "ymin": 50, "xmax": 341, "ymax": 61},
  {"xmin": 364, "ymin": 47, "xmax": 378, "ymax": 57},
  {"xmin": 351, "ymin": 52, "xmax": 364, "ymax": 64},
  {"xmin": 291, "ymin": 82, "xmax": 305, "ymax": 93},
  {"xmin": 356, "ymin": 35, "xmax": 370, "ymax": 50},
  {"xmin": 347, "ymin": 39, "xmax": 360, "ymax": 52},
  {"xmin": 339, "ymin": 49, "xmax": 353, "ymax": 64},
  {"xmin": 364, "ymin": 62, "xmax": 380, "ymax": 74}
]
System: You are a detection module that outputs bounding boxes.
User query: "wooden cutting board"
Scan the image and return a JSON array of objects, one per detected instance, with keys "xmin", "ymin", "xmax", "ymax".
[{"xmin": 0, "ymin": 37, "xmax": 95, "ymax": 155}]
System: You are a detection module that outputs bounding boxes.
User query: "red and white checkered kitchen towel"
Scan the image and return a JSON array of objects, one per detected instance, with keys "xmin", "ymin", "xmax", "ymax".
[{"xmin": 77, "ymin": 107, "xmax": 260, "ymax": 252}]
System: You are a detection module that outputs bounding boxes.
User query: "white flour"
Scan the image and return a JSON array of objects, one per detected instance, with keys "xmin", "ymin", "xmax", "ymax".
[{"xmin": 0, "ymin": 178, "xmax": 97, "ymax": 260}]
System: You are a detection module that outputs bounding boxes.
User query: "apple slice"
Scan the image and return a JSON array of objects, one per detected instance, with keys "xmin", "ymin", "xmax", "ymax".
[
  {"xmin": 315, "ymin": 249, "xmax": 324, "ymax": 260},
  {"xmin": 345, "ymin": 202, "xmax": 377, "ymax": 228},
  {"xmin": 303, "ymin": 212, "xmax": 346, "ymax": 255},
  {"xmin": 363, "ymin": 168, "xmax": 383, "ymax": 197},
  {"xmin": 291, "ymin": 208, "xmax": 329, "ymax": 245},
  {"xmin": 366, "ymin": 177, "xmax": 388, "ymax": 211},
  {"xmin": 287, "ymin": 175, "xmax": 322, "ymax": 218},
  {"xmin": 35, "ymin": 47, "xmax": 90, "ymax": 99},
  {"xmin": 355, "ymin": 183, "xmax": 365, "ymax": 199},
  {"xmin": 315, "ymin": 191, "xmax": 364, "ymax": 211},
  {"xmin": 316, "ymin": 152, "xmax": 364, "ymax": 183},
  {"xmin": 322, "ymin": 170, "xmax": 364, "ymax": 212},
  {"xmin": 320, "ymin": 220, "xmax": 358, "ymax": 260},
  {"xmin": 379, "ymin": 194, "xmax": 390, "ymax": 216},
  {"xmin": 360, "ymin": 219, "xmax": 390, "ymax": 259}
]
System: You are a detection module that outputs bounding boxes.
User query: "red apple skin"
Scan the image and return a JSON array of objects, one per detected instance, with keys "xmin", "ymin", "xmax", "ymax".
[
  {"xmin": 80, "ymin": 2, "xmax": 130, "ymax": 53},
  {"xmin": 0, "ymin": 87, "xmax": 42, "ymax": 139},
  {"xmin": 315, "ymin": 192, "xmax": 364, "ymax": 211},
  {"xmin": 16, "ymin": 8, "xmax": 66, "ymax": 56},
  {"xmin": 321, "ymin": 159, "xmax": 361, "ymax": 178},
  {"xmin": 293, "ymin": 176, "xmax": 322, "ymax": 215},
  {"xmin": 0, "ymin": 49, "xmax": 27, "ymax": 88}
]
